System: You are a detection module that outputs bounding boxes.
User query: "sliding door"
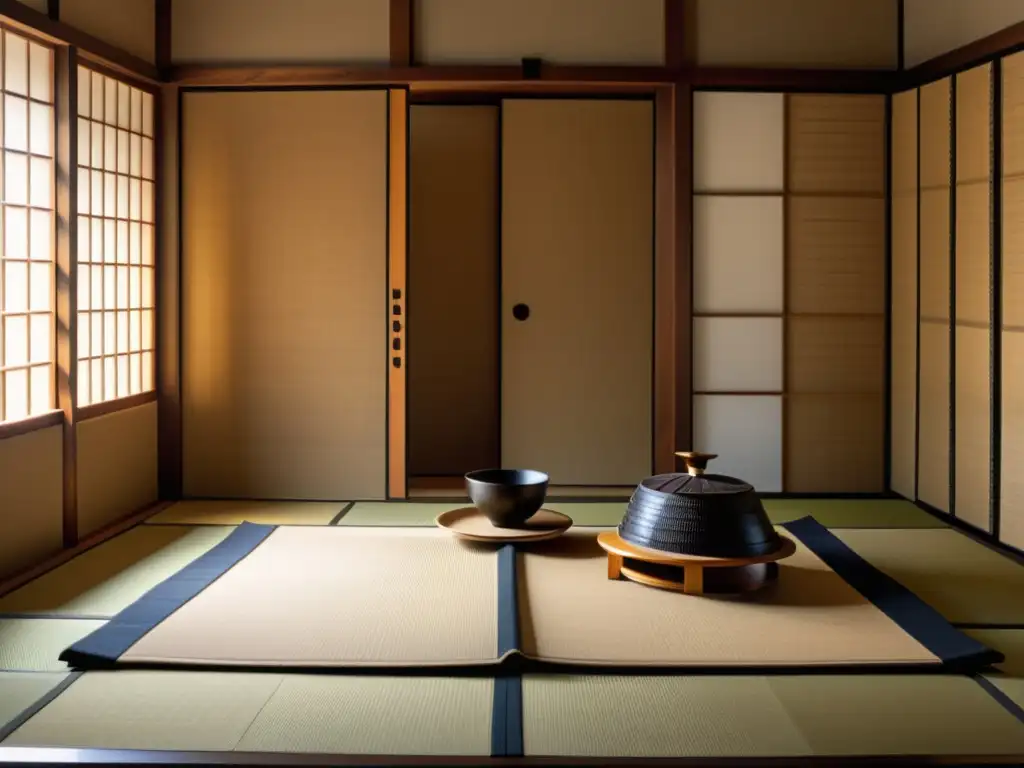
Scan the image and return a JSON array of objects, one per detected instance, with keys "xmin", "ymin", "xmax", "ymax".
[
  {"xmin": 500, "ymin": 99, "xmax": 654, "ymax": 485},
  {"xmin": 181, "ymin": 90, "xmax": 388, "ymax": 500}
]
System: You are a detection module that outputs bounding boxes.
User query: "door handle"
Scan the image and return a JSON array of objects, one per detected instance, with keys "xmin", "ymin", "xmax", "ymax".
[{"xmin": 512, "ymin": 303, "xmax": 530, "ymax": 321}]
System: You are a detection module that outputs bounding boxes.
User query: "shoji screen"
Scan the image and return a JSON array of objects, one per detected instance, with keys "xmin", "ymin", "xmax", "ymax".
[
  {"xmin": 785, "ymin": 95, "xmax": 886, "ymax": 492},
  {"xmin": 891, "ymin": 90, "xmax": 919, "ymax": 499},
  {"xmin": 955, "ymin": 64, "xmax": 993, "ymax": 531},
  {"xmin": 692, "ymin": 92, "xmax": 785, "ymax": 491},
  {"xmin": 1002, "ymin": 52, "xmax": 1024, "ymax": 551},
  {"xmin": 918, "ymin": 78, "xmax": 952, "ymax": 513}
]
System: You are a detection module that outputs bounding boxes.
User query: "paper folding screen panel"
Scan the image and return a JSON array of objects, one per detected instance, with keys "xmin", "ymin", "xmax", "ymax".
[
  {"xmin": 692, "ymin": 91, "xmax": 785, "ymax": 492},
  {"xmin": 1002, "ymin": 51, "xmax": 1024, "ymax": 552},
  {"xmin": 916, "ymin": 77, "xmax": 953, "ymax": 513},
  {"xmin": 954, "ymin": 63, "xmax": 993, "ymax": 533},
  {"xmin": 889, "ymin": 89, "xmax": 919, "ymax": 501}
]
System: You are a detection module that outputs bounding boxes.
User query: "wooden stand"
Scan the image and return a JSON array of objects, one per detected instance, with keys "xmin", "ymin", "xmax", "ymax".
[{"xmin": 596, "ymin": 531, "xmax": 797, "ymax": 595}]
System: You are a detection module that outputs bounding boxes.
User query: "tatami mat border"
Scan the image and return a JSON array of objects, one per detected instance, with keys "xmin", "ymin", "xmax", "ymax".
[
  {"xmin": 0, "ymin": 672, "xmax": 80, "ymax": 742},
  {"xmin": 497, "ymin": 546, "xmax": 519, "ymax": 657},
  {"xmin": 783, "ymin": 518, "xmax": 1002, "ymax": 668},
  {"xmin": 59, "ymin": 524, "xmax": 277, "ymax": 668},
  {"xmin": 973, "ymin": 675, "xmax": 1024, "ymax": 725},
  {"xmin": 491, "ymin": 676, "xmax": 524, "ymax": 757}
]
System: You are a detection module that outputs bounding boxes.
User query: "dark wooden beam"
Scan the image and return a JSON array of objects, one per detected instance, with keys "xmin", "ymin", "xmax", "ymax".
[
  {"xmin": 902, "ymin": 19, "xmax": 1024, "ymax": 87},
  {"xmin": 389, "ymin": 0, "xmax": 413, "ymax": 67},
  {"xmin": 168, "ymin": 63, "xmax": 896, "ymax": 94},
  {"xmin": 155, "ymin": 0, "xmax": 172, "ymax": 77},
  {"xmin": 46, "ymin": 0, "xmax": 57, "ymax": 21},
  {"xmin": 689, "ymin": 67, "xmax": 892, "ymax": 92},
  {"xmin": 896, "ymin": 0, "xmax": 905, "ymax": 71},
  {"xmin": 0, "ymin": 0, "xmax": 161, "ymax": 81},
  {"xmin": 653, "ymin": 85, "xmax": 692, "ymax": 474},
  {"xmin": 54, "ymin": 45, "xmax": 78, "ymax": 548}
]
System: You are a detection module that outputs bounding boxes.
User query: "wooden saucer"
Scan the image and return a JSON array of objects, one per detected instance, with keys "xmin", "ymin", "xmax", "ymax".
[
  {"xmin": 435, "ymin": 507, "xmax": 572, "ymax": 543},
  {"xmin": 597, "ymin": 531, "xmax": 797, "ymax": 595}
]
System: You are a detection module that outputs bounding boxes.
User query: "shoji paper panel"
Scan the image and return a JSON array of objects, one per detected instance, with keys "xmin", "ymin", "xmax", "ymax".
[
  {"xmin": 1002, "ymin": 52, "xmax": 1024, "ymax": 551},
  {"xmin": 918, "ymin": 78, "xmax": 952, "ymax": 513},
  {"xmin": 414, "ymin": 0, "xmax": 664, "ymax": 65},
  {"xmin": 890, "ymin": 90, "xmax": 919, "ymax": 500},
  {"xmin": 692, "ymin": 196, "xmax": 784, "ymax": 314},
  {"xmin": 785, "ymin": 95, "xmax": 886, "ymax": 493},
  {"xmin": 787, "ymin": 95, "xmax": 886, "ymax": 195},
  {"xmin": 693, "ymin": 92, "xmax": 785, "ymax": 193},
  {"xmin": 954, "ymin": 64, "xmax": 992, "ymax": 531},
  {"xmin": 787, "ymin": 196, "xmax": 886, "ymax": 315},
  {"xmin": 693, "ymin": 396, "xmax": 783, "ymax": 492},
  {"xmin": 692, "ymin": 318, "xmax": 783, "ymax": 393},
  {"xmin": 692, "ymin": 92, "xmax": 785, "ymax": 484}
]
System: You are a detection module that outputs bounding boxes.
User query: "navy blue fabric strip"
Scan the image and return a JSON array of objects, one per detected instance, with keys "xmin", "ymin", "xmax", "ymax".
[
  {"xmin": 974, "ymin": 675, "xmax": 1024, "ymax": 725},
  {"xmin": 496, "ymin": 543, "xmax": 519, "ymax": 657},
  {"xmin": 59, "ymin": 523, "xmax": 277, "ymax": 668},
  {"xmin": 782, "ymin": 516, "xmax": 1003, "ymax": 669},
  {"xmin": 491, "ymin": 675, "xmax": 524, "ymax": 757}
]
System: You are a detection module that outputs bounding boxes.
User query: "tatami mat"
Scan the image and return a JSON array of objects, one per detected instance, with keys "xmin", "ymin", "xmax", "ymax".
[
  {"xmin": 2, "ymin": 671, "xmax": 282, "ymax": 751},
  {"xmin": 113, "ymin": 527, "xmax": 499, "ymax": 668},
  {"xmin": 966, "ymin": 629, "xmax": 1024, "ymax": 710},
  {"xmin": 0, "ymin": 526, "xmax": 232, "ymax": 617},
  {"xmin": 0, "ymin": 619, "xmax": 105, "ymax": 672},
  {"xmin": 762, "ymin": 499, "xmax": 943, "ymax": 528},
  {"xmin": 523, "ymin": 674, "xmax": 1024, "ymax": 757},
  {"xmin": 833, "ymin": 528, "xmax": 1024, "ymax": 625},
  {"xmin": 2, "ymin": 671, "xmax": 494, "ymax": 755},
  {"xmin": 768, "ymin": 674, "xmax": 1024, "ymax": 755},
  {"xmin": 0, "ymin": 672, "xmax": 68, "ymax": 736},
  {"xmin": 146, "ymin": 500, "xmax": 346, "ymax": 526},
  {"xmin": 522, "ymin": 675, "xmax": 811, "ymax": 757},
  {"xmin": 235, "ymin": 676, "xmax": 493, "ymax": 755}
]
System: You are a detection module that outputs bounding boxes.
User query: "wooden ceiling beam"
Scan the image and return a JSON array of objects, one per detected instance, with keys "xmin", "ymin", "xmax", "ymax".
[{"xmin": 390, "ymin": 0, "xmax": 413, "ymax": 67}]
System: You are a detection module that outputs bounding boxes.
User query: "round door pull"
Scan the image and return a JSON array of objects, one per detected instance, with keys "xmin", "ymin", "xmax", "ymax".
[{"xmin": 512, "ymin": 303, "xmax": 530, "ymax": 321}]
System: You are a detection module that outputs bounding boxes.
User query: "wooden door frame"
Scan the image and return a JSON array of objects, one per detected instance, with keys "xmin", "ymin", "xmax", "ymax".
[{"xmin": 393, "ymin": 84, "xmax": 688, "ymax": 497}]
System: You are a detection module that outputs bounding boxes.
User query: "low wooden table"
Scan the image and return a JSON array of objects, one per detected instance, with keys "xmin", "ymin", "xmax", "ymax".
[{"xmin": 597, "ymin": 531, "xmax": 797, "ymax": 595}]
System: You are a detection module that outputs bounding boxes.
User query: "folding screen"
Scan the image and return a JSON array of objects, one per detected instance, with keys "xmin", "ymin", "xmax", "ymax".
[
  {"xmin": 955, "ymin": 64, "xmax": 993, "ymax": 532},
  {"xmin": 692, "ymin": 92, "xmax": 785, "ymax": 492},
  {"xmin": 1002, "ymin": 51, "xmax": 1024, "ymax": 551},
  {"xmin": 785, "ymin": 95, "xmax": 886, "ymax": 493},
  {"xmin": 180, "ymin": 90, "xmax": 389, "ymax": 501},
  {"xmin": 917, "ymin": 78, "xmax": 952, "ymax": 514},
  {"xmin": 693, "ymin": 92, "xmax": 886, "ymax": 493},
  {"xmin": 890, "ymin": 90, "xmax": 919, "ymax": 500}
]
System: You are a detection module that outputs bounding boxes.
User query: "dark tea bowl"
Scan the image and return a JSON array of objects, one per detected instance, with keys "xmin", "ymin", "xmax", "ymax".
[{"xmin": 465, "ymin": 468, "xmax": 549, "ymax": 528}]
